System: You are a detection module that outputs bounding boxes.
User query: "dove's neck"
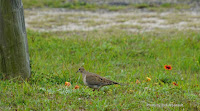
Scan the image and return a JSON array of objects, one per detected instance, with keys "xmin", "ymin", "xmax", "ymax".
[
  {"xmin": 81, "ymin": 71, "xmax": 87, "ymax": 79},
  {"xmin": 81, "ymin": 71, "xmax": 88, "ymax": 85},
  {"xmin": 81, "ymin": 70, "xmax": 87, "ymax": 75}
]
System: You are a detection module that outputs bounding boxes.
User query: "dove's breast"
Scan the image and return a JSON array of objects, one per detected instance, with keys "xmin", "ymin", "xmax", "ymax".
[{"xmin": 83, "ymin": 75, "xmax": 88, "ymax": 86}]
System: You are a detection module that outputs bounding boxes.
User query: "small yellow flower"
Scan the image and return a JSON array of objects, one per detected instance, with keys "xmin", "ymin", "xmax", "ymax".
[
  {"xmin": 65, "ymin": 82, "xmax": 71, "ymax": 87},
  {"xmin": 146, "ymin": 77, "xmax": 151, "ymax": 81}
]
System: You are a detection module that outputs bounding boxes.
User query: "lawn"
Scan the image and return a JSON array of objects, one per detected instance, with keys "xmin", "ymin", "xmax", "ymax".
[
  {"xmin": 1, "ymin": 0, "xmax": 200, "ymax": 110},
  {"xmin": 0, "ymin": 29, "xmax": 200, "ymax": 110}
]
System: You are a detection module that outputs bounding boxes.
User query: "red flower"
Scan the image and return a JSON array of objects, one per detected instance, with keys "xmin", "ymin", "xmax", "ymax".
[
  {"xmin": 172, "ymin": 82, "xmax": 178, "ymax": 86},
  {"xmin": 164, "ymin": 65, "xmax": 172, "ymax": 70},
  {"xmin": 136, "ymin": 80, "xmax": 140, "ymax": 84},
  {"xmin": 194, "ymin": 84, "xmax": 198, "ymax": 87},
  {"xmin": 75, "ymin": 85, "xmax": 80, "ymax": 89}
]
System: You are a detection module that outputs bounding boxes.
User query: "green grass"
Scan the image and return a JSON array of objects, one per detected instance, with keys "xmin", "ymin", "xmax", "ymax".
[
  {"xmin": 22, "ymin": 0, "xmax": 192, "ymax": 11},
  {"xmin": 1, "ymin": 29, "xmax": 200, "ymax": 110}
]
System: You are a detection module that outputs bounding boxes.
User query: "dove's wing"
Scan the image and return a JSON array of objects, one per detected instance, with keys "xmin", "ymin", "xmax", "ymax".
[{"xmin": 86, "ymin": 74, "xmax": 119, "ymax": 86}]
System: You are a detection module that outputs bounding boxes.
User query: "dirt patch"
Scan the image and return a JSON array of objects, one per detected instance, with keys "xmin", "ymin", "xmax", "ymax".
[{"xmin": 25, "ymin": 8, "xmax": 200, "ymax": 32}]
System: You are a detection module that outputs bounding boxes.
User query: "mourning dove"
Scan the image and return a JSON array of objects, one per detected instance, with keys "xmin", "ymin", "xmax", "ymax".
[{"xmin": 76, "ymin": 67, "xmax": 119, "ymax": 91}]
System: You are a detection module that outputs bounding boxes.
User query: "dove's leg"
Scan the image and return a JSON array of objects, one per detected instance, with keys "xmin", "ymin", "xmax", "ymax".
[
  {"xmin": 97, "ymin": 86, "xmax": 102, "ymax": 91},
  {"xmin": 93, "ymin": 89, "xmax": 95, "ymax": 91}
]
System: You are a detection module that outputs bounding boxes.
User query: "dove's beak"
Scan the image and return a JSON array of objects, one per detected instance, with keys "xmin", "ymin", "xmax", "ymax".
[{"xmin": 76, "ymin": 70, "xmax": 79, "ymax": 73}]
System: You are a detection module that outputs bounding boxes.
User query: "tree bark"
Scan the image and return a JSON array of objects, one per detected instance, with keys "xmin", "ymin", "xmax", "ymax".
[{"xmin": 0, "ymin": 0, "xmax": 31, "ymax": 79}]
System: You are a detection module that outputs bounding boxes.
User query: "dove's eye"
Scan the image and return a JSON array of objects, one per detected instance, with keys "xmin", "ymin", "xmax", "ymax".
[{"xmin": 79, "ymin": 69, "xmax": 80, "ymax": 70}]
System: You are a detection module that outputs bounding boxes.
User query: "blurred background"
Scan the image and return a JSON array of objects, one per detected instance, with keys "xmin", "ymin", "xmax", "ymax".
[{"xmin": 22, "ymin": 0, "xmax": 200, "ymax": 33}]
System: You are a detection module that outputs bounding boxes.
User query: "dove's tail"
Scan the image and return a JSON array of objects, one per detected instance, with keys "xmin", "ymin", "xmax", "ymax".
[
  {"xmin": 112, "ymin": 81, "xmax": 127, "ymax": 86},
  {"xmin": 113, "ymin": 81, "xmax": 119, "ymax": 84},
  {"xmin": 108, "ymin": 81, "xmax": 127, "ymax": 86}
]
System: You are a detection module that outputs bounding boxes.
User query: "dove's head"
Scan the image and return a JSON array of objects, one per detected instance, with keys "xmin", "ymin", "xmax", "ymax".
[{"xmin": 76, "ymin": 67, "xmax": 85, "ymax": 73}]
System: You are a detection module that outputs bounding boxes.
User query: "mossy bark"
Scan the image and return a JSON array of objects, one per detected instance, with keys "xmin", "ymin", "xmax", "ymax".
[{"xmin": 0, "ymin": 0, "xmax": 31, "ymax": 79}]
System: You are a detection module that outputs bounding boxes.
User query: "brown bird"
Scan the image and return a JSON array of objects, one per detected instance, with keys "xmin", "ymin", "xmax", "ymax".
[{"xmin": 76, "ymin": 67, "xmax": 120, "ymax": 91}]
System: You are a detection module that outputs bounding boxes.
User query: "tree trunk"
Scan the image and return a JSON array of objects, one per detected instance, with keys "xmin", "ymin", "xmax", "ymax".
[{"xmin": 0, "ymin": 0, "xmax": 31, "ymax": 79}]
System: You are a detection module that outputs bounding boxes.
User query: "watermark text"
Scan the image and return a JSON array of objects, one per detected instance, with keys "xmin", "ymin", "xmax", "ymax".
[{"xmin": 147, "ymin": 103, "xmax": 183, "ymax": 107}]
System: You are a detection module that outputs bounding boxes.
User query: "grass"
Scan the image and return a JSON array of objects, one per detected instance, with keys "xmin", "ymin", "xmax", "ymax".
[
  {"xmin": 22, "ymin": 0, "xmax": 192, "ymax": 11},
  {"xmin": 0, "ymin": 29, "xmax": 200, "ymax": 110}
]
